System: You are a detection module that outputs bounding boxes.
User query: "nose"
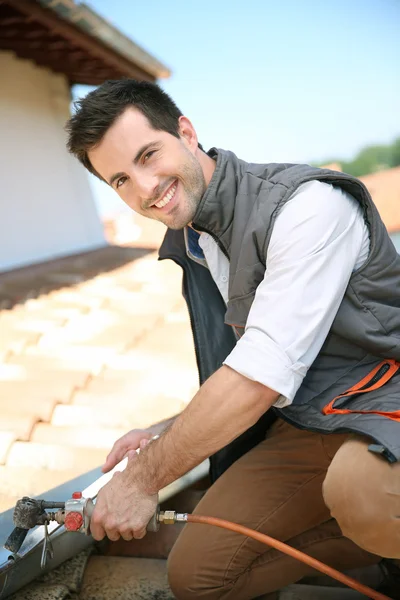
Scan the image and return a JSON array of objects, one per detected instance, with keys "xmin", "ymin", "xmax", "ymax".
[{"xmin": 134, "ymin": 172, "xmax": 159, "ymax": 205}]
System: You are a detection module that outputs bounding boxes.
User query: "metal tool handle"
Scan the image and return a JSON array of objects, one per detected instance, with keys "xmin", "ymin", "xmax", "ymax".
[
  {"xmin": 84, "ymin": 502, "xmax": 159, "ymax": 533},
  {"xmin": 4, "ymin": 526, "xmax": 29, "ymax": 554},
  {"xmin": 40, "ymin": 521, "xmax": 54, "ymax": 569},
  {"xmin": 146, "ymin": 506, "xmax": 160, "ymax": 532}
]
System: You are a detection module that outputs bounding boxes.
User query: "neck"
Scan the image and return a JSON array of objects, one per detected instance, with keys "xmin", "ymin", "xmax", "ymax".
[{"xmin": 197, "ymin": 149, "xmax": 217, "ymax": 187}]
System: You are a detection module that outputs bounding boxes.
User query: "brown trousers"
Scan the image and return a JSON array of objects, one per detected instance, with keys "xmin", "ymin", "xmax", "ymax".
[{"xmin": 168, "ymin": 418, "xmax": 400, "ymax": 599}]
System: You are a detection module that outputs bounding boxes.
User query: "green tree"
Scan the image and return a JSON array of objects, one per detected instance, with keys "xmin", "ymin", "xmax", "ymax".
[
  {"xmin": 389, "ymin": 137, "xmax": 400, "ymax": 168},
  {"xmin": 316, "ymin": 136, "xmax": 400, "ymax": 176}
]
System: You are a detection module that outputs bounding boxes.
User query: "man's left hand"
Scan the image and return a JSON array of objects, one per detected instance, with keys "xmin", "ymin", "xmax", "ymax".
[{"xmin": 90, "ymin": 464, "xmax": 158, "ymax": 542}]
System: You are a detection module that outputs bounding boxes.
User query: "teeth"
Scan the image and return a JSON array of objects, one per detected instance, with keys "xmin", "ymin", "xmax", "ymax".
[{"xmin": 155, "ymin": 184, "xmax": 176, "ymax": 208}]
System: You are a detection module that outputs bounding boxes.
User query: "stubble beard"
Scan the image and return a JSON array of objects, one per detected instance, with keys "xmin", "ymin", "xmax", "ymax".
[{"xmin": 164, "ymin": 151, "xmax": 207, "ymax": 230}]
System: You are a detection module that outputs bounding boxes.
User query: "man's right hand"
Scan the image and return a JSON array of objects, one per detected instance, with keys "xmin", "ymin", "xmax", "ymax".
[{"xmin": 102, "ymin": 429, "xmax": 154, "ymax": 473}]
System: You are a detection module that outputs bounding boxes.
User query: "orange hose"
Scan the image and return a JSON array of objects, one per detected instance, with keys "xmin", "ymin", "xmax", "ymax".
[{"xmin": 187, "ymin": 514, "xmax": 392, "ymax": 600}]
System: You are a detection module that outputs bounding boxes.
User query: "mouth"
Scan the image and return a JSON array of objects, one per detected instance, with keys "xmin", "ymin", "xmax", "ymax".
[{"xmin": 151, "ymin": 180, "xmax": 178, "ymax": 213}]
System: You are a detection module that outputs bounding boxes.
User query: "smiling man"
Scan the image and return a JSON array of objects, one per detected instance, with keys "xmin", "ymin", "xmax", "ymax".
[
  {"xmin": 66, "ymin": 80, "xmax": 400, "ymax": 599},
  {"xmin": 89, "ymin": 106, "xmax": 212, "ymax": 229}
]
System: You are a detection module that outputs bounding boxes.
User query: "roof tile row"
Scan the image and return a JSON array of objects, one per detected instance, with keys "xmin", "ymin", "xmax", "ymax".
[{"xmin": 0, "ymin": 248, "xmax": 197, "ymax": 513}]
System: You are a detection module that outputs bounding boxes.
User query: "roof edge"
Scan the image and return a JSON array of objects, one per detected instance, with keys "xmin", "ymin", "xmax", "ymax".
[{"xmin": 38, "ymin": 0, "xmax": 171, "ymax": 79}]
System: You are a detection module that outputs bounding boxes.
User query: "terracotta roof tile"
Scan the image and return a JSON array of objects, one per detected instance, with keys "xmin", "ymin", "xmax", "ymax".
[
  {"xmin": 6, "ymin": 441, "xmax": 106, "ymax": 471},
  {"xmin": 50, "ymin": 403, "xmax": 174, "ymax": 430},
  {"xmin": 0, "ymin": 324, "xmax": 40, "ymax": 353},
  {"xmin": 0, "ymin": 414, "xmax": 38, "ymax": 441},
  {"xmin": 31, "ymin": 424, "xmax": 128, "ymax": 449},
  {"xmin": 0, "ymin": 380, "xmax": 75, "ymax": 411},
  {"xmin": 0, "ymin": 362, "xmax": 90, "ymax": 388},
  {"xmin": 0, "ymin": 431, "xmax": 16, "ymax": 465},
  {"xmin": 70, "ymin": 390, "xmax": 187, "ymax": 428},
  {"xmin": 25, "ymin": 344, "xmax": 116, "ymax": 371},
  {"xmin": 6, "ymin": 354, "xmax": 101, "ymax": 377},
  {"xmin": 359, "ymin": 166, "xmax": 400, "ymax": 233},
  {"xmin": 0, "ymin": 246, "xmax": 197, "ymax": 514}
]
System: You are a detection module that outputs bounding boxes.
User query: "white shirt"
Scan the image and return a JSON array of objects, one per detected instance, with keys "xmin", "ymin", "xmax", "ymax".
[{"xmin": 189, "ymin": 181, "xmax": 370, "ymax": 408}]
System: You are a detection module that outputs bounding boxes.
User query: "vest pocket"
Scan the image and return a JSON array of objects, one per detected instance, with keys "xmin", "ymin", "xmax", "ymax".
[{"xmin": 322, "ymin": 359, "xmax": 400, "ymax": 422}]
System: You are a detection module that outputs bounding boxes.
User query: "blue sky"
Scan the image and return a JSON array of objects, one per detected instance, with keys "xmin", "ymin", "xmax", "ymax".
[{"xmin": 75, "ymin": 0, "xmax": 400, "ymax": 217}]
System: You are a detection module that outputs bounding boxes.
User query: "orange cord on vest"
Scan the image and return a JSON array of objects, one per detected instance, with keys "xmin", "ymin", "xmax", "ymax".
[{"xmin": 187, "ymin": 515, "xmax": 393, "ymax": 600}]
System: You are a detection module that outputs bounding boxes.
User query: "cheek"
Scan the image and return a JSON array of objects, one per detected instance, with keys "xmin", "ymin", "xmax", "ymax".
[{"xmin": 163, "ymin": 150, "xmax": 186, "ymax": 173}]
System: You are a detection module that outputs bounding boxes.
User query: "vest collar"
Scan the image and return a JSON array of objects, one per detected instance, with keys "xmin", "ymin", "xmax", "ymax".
[{"xmin": 191, "ymin": 148, "xmax": 243, "ymax": 252}]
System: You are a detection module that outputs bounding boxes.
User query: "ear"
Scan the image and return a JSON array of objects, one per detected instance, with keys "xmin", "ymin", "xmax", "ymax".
[{"xmin": 178, "ymin": 116, "xmax": 198, "ymax": 152}]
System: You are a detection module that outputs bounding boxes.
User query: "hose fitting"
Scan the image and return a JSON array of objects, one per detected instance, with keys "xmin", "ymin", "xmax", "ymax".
[{"xmin": 158, "ymin": 511, "xmax": 188, "ymax": 524}]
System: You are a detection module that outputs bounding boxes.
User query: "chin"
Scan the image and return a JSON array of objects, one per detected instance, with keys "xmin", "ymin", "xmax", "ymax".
[
  {"xmin": 164, "ymin": 209, "xmax": 192, "ymax": 231},
  {"xmin": 165, "ymin": 220, "xmax": 190, "ymax": 231}
]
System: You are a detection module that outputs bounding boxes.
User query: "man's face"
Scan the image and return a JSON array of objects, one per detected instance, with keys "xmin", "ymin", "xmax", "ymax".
[{"xmin": 88, "ymin": 108, "xmax": 207, "ymax": 230}]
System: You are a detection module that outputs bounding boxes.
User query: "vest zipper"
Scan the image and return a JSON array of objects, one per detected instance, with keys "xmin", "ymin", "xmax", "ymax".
[
  {"xmin": 358, "ymin": 362, "xmax": 391, "ymax": 390},
  {"xmin": 324, "ymin": 359, "xmax": 400, "ymax": 411},
  {"xmin": 191, "ymin": 223, "xmax": 230, "ymax": 260}
]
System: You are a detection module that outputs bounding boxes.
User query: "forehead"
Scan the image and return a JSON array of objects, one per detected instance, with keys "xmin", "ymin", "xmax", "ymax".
[
  {"xmin": 88, "ymin": 107, "xmax": 158, "ymax": 177},
  {"xmin": 102, "ymin": 106, "xmax": 155, "ymax": 147}
]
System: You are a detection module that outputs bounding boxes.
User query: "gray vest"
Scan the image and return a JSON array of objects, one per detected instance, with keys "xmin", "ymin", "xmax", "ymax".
[{"xmin": 159, "ymin": 148, "xmax": 400, "ymax": 478}]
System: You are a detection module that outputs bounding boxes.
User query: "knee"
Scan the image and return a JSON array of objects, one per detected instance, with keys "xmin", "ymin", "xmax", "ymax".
[
  {"xmin": 323, "ymin": 436, "xmax": 400, "ymax": 559},
  {"xmin": 167, "ymin": 531, "xmax": 226, "ymax": 600},
  {"xmin": 167, "ymin": 544, "xmax": 197, "ymax": 600}
]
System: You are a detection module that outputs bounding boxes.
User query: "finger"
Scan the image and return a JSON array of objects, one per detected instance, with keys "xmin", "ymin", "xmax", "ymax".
[
  {"xmin": 102, "ymin": 443, "xmax": 126, "ymax": 473},
  {"xmin": 120, "ymin": 530, "xmax": 134, "ymax": 542},
  {"xmin": 125, "ymin": 449, "xmax": 139, "ymax": 462},
  {"xmin": 105, "ymin": 528, "xmax": 120, "ymax": 542},
  {"xmin": 133, "ymin": 527, "xmax": 147, "ymax": 540},
  {"xmin": 102, "ymin": 452, "xmax": 118, "ymax": 473},
  {"xmin": 90, "ymin": 522, "xmax": 106, "ymax": 541},
  {"xmin": 139, "ymin": 438, "xmax": 150, "ymax": 450}
]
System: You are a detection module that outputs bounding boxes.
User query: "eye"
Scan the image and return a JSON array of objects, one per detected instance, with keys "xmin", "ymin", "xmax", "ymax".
[
  {"xmin": 116, "ymin": 176, "xmax": 127, "ymax": 189},
  {"xmin": 143, "ymin": 150, "xmax": 156, "ymax": 163}
]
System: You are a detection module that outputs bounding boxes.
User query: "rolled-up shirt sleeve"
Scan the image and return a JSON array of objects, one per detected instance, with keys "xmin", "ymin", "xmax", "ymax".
[{"xmin": 223, "ymin": 181, "xmax": 368, "ymax": 408}]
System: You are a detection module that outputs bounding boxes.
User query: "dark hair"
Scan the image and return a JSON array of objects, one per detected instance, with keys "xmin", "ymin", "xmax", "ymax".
[{"xmin": 66, "ymin": 79, "xmax": 188, "ymax": 180}]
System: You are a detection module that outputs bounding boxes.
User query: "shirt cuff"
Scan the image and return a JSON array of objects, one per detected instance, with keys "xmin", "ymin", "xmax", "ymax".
[{"xmin": 223, "ymin": 328, "xmax": 308, "ymax": 407}]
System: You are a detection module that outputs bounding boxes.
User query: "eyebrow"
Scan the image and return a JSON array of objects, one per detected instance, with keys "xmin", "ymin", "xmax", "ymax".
[
  {"xmin": 108, "ymin": 142, "xmax": 158, "ymax": 187},
  {"xmin": 109, "ymin": 171, "xmax": 125, "ymax": 187}
]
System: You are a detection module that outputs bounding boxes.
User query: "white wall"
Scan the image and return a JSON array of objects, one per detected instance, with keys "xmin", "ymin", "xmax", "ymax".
[{"xmin": 0, "ymin": 52, "xmax": 105, "ymax": 272}]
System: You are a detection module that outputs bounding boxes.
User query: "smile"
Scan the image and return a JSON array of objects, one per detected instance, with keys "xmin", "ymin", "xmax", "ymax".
[{"xmin": 154, "ymin": 181, "xmax": 177, "ymax": 209}]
